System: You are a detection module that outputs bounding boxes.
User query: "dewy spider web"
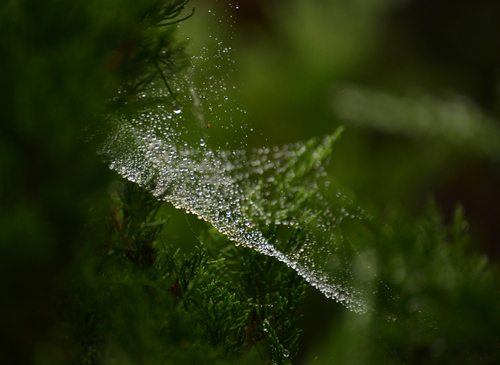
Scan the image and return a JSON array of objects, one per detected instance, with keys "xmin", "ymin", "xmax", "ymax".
[
  {"xmin": 99, "ymin": 3, "xmax": 374, "ymax": 313},
  {"xmin": 99, "ymin": 93, "xmax": 370, "ymax": 313}
]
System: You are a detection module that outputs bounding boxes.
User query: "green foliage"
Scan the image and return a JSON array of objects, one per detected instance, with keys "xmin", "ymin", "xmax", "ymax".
[
  {"xmin": 66, "ymin": 175, "xmax": 500, "ymax": 365},
  {"xmin": 307, "ymin": 199, "xmax": 500, "ymax": 364},
  {"xmin": 65, "ymin": 180, "xmax": 307, "ymax": 364},
  {"xmin": 202, "ymin": 227, "xmax": 307, "ymax": 363}
]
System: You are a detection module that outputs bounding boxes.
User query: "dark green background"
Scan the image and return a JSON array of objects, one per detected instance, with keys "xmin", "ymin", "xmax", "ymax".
[{"xmin": 1, "ymin": 0, "xmax": 499, "ymax": 363}]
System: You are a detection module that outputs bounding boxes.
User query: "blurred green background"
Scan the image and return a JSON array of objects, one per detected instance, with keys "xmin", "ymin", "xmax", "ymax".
[{"xmin": 2, "ymin": 0, "xmax": 500, "ymax": 363}]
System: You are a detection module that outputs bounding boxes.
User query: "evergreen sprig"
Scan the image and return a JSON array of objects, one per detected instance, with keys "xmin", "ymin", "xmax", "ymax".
[
  {"xmin": 109, "ymin": 0, "xmax": 194, "ymax": 106},
  {"xmin": 74, "ymin": 178, "xmax": 308, "ymax": 364}
]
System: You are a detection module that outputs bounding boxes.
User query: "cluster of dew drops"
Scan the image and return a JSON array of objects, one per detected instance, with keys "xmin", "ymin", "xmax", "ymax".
[{"xmin": 101, "ymin": 96, "xmax": 368, "ymax": 313}]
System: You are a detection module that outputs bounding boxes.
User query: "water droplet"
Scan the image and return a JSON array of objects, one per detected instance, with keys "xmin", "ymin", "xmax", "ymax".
[{"xmin": 262, "ymin": 318, "xmax": 270, "ymax": 332}]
